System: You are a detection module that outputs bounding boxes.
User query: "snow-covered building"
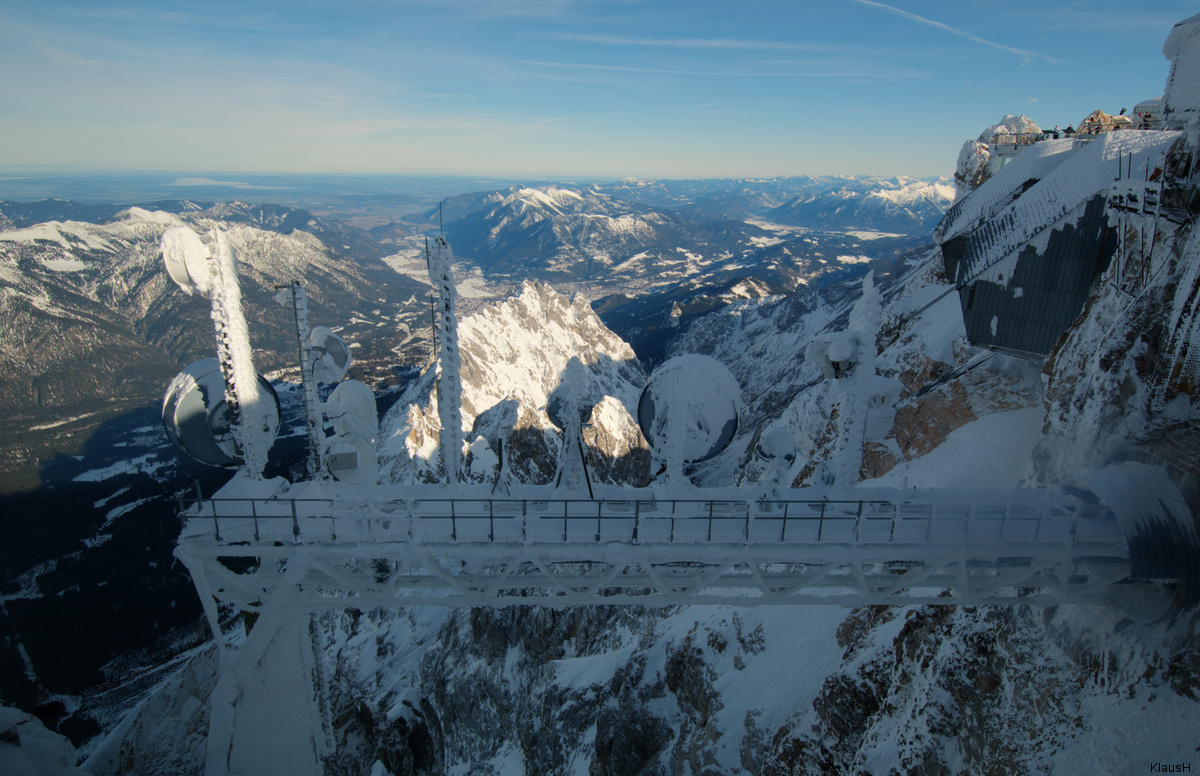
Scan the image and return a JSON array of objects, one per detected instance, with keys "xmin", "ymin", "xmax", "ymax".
[{"xmin": 1134, "ymin": 96, "xmax": 1164, "ymax": 129}]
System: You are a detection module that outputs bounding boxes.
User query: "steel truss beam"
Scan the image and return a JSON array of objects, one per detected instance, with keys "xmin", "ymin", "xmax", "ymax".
[{"xmin": 173, "ymin": 484, "xmax": 1190, "ymax": 652}]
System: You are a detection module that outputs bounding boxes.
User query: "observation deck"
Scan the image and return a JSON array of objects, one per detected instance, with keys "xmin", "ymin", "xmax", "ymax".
[{"xmin": 174, "ymin": 479, "xmax": 1183, "ymax": 648}]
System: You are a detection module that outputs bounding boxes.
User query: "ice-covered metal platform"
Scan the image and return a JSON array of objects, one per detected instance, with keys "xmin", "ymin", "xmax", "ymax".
[{"xmin": 174, "ymin": 479, "xmax": 1163, "ymax": 648}]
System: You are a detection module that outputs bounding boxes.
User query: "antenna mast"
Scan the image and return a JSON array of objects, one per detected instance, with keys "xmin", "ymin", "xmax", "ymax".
[
  {"xmin": 210, "ymin": 230, "xmax": 273, "ymax": 477},
  {"xmin": 277, "ymin": 281, "xmax": 323, "ymax": 478},
  {"xmin": 427, "ymin": 234, "xmax": 463, "ymax": 485}
]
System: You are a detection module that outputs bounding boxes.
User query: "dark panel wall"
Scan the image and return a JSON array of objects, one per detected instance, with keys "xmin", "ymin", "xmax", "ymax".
[{"xmin": 959, "ymin": 195, "xmax": 1115, "ymax": 357}]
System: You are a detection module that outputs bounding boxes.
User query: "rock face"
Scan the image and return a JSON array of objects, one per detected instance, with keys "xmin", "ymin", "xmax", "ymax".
[
  {"xmin": 1034, "ymin": 136, "xmax": 1200, "ymax": 491},
  {"xmin": 84, "ymin": 646, "xmax": 218, "ymax": 775},
  {"xmin": 377, "ymin": 280, "xmax": 650, "ymax": 487},
  {"xmin": 953, "ymin": 140, "xmax": 991, "ymax": 199}
]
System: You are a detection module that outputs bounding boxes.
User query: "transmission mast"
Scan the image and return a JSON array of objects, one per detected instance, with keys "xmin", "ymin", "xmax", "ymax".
[{"xmin": 426, "ymin": 234, "xmax": 463, "ymax": 485}]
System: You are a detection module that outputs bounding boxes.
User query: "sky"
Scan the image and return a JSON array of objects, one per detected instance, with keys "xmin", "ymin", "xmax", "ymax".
[{"xmin": 1, "ymin": 0, "xmax": 1196, "ymax": 180}]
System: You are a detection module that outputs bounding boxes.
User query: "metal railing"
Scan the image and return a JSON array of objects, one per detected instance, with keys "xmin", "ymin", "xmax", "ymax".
[{"xmin": 176, "ymin": 492, "xmax": 1116, "ymax": 552}]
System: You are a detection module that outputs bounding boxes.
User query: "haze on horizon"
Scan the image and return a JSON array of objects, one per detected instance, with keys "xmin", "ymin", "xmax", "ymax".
[{"xmin": 0, "ymin": 0, "xmax": 1193, "ymax": 181}]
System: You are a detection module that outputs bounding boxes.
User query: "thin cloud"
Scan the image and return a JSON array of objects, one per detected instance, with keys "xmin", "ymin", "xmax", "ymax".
[
  {"xmin": 552, "ymin": 33, "xmax": 846, "ymax": 54},
  {"xmin": 168, "ymin": 177, "xmax": 285, "ymax": 189},
  {"xmin": 848, "ymin": 0, "xmax": 1073, "ymax": 66},
  {"xmin": 550, "ymin": 31, "xmax": 959, "ymax": 59},
  {"xmin": 1024, "ymin": 8, "xmax": 1184, "ymax": 32},
  {"xmin": 514, "ymin": 58, "xmax": 927, "ymax": 81}
]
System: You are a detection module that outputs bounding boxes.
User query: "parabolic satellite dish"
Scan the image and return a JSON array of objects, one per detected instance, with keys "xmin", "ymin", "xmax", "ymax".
[
  {"xmin": 325, "ymin": 379, "xmax": 376, "ymax": 440},
  {"xmin": 160, "ymin": 227, "xmax": 213, "ymax": 297},
  {"xmin": 162, "ymin": 358, "xmax": 280, "ymax": 467},
  {"xmin": 637, "ymin": 354, "xmax": 741, "ymax": 464},
  {"xmin": 546, "ymin": 358, "xmax": 598, "ymax": 430},
  {"xmin": 755, "ymin": 426, "xmax": 798, "ymax": 464},
  {"xmin": 308, "ymin": 326, "xmax": 351, "ymax": 385},
  {"xmin": 323, "ymin": 379, "xmax": 377, "ymax": 483}
]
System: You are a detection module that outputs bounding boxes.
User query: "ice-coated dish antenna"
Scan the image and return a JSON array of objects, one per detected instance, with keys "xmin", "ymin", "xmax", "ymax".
[
  {"xmin": 638, "ymin": 354, "xmax": 740, "ymax": 465},
  {"xmin": 160, "ymin": 226, "xmax": 213, "ymax": 296},
  {"xmin": 546, "ymin": 357, "xmax": 597, "ymax": 430},
  {"xmin": 307, "ymin": 325, "xmax": 351, "ymax": 385},
  {"xmin": 324, "ymin": 379, "xmax": 377, "ymax": 439},
  {"xmin": 755, "ymin": 426, "xmax": 798, "ymax": 464},
  {"xmin": 323, "ymin": 379, "xmax": 377, "ymax": 483},
  {"xmin": 162, "ymin": 358, "xmax": 280, "ymax": 467}
]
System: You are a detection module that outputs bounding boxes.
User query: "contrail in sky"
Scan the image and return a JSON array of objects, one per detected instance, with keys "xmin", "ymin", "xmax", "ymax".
[{"xmin": 849, "ymin": 0, "xmax": 1072, "ymax": 66}]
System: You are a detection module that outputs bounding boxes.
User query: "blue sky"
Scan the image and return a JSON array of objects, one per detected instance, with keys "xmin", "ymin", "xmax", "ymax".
[{"xmin": 1, "ymin": 1, "xmax": 1195, "ymax": 179}]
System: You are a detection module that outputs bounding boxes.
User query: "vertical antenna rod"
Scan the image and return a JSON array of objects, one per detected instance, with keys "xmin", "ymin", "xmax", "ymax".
[
  {"xmin": 427, "ymin": 234, "xmax": 463, "ymax": 485},
  {"xmin": 211, "ymin": 230, "xmax": 272, "ymax": 477},
  {"xmin": 278, "ymin": 281, "xmax": 323, "ymax": 479}
]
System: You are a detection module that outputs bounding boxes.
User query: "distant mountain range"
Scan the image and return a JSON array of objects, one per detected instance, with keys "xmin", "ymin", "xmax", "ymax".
[{"xmin": 375, "ymin": 179, "xmax": 946, "ymax": 365}]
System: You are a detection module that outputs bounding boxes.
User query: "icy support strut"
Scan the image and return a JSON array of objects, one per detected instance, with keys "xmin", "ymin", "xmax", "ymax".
[
  {"xmin": 210, "ymin": 231, "xmax": 271, "ymax": 478},
  {"xmin": 427, "ymin": 236, "xmax": 463, "ymax": 485},
  {"xmin": 202, "ymin": 592, "xmax": 325, "ymax": 775}
]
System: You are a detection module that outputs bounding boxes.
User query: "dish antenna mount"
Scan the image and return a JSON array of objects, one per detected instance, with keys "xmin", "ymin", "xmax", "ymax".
[
  {"xmin": 160, "ymin": 227, "xmax": 277, "ymax": 475},
  {"xmin": 638, "ymin": 355, "xmax": 740, "ymax": 484},
  {"xmin": 547, "ymin": 357, "xmax": 597, "ymax": 497}
]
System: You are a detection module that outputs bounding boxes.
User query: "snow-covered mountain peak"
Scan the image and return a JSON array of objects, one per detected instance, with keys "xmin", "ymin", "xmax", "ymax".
[
  {"xmin": 868, "ymin": 178, "xmax": 956, "ymax": 206},
  {"xmin": 115, "ymin": 207, "xmax": 187, "ymax": 228},
  {"xmin": 979, "ymin": 113, "xmax": 1042, "ymax": 141},
  {"xmin": 503, "ymin": 185, "xmax": 585, "ymax": 214}
]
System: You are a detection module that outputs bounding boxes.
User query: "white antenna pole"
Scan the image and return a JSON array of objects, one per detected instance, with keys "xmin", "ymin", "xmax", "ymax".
[
  {"xmin": 210, "ymin": 230, "xmax": 271, "ymax": 478},
  {"xmin": 427, "ymin": 235, "xmax": 462, "ymax": 485}
]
